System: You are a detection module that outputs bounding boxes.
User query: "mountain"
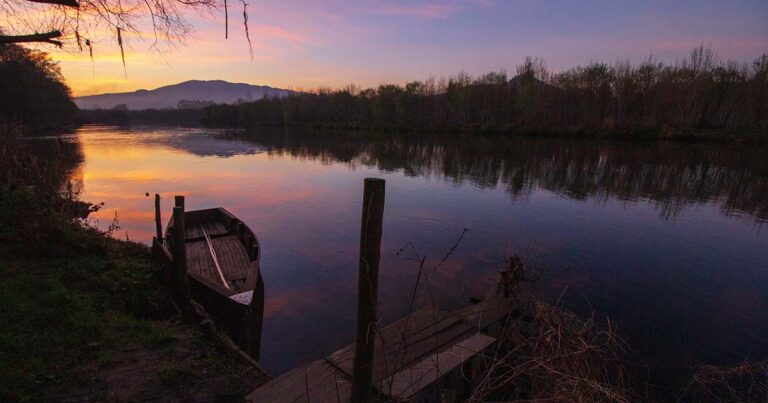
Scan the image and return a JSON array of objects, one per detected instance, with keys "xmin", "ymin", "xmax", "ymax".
[{"xmin": 74, "ymin": 80, "xmax": 294, "ymax": 110}]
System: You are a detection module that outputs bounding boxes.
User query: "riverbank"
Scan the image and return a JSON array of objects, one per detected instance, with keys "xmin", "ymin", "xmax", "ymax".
[
  {"xmin": 3, "ymin": 131, "xmax": 767, "ymax": 401},
  {"xmin": 80, "ymin": 108, "xmax": 768, "ymax": 144},
  {"xmin": 0, "ymin": 140, "xmax": 268, "ymax": 401}
]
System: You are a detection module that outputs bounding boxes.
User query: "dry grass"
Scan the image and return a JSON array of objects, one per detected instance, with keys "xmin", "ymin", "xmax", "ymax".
[
  {"xmin": 466, "ymin": 299, "xmax": 632, "ymax": 402},
  {"xmin": 677, "ymin": 360, "xmax": 768, "ymax": 402}
]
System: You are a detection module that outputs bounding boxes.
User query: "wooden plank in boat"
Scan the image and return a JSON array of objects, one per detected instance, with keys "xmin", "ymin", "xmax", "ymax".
[
  {"xmin": 203, "ymin": 220, "xmax": 228, "ymax": 237},
  {"xmin": 186, "ymin": 240, "xmax": 210, "ymax": 280},
  {"xmin": 244, "ymin": 360, "xmax": 351, "ymax": 403},
  {"xmin": 381, "ymin": 332, "xmax": 496, "ymax": 400},
  {"xmin": 326, "ymin": 305, "xmax": 474, "ymax": 384},
  {"xmin": 213, "ymin": 235, "xmax": 250, "ymax": 282},
  {"xmin": 185, "ymin": 224, "xmax": 202, "ymax": 240},
  {"xmin": 185, "ymin": 220, "xmax": 229, "ymax": 241}
]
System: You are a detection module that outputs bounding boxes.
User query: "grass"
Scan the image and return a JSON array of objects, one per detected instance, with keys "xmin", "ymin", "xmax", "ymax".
[{"xmin": 0, "ymin": 185, "xmax": 265, "ymax": 401}]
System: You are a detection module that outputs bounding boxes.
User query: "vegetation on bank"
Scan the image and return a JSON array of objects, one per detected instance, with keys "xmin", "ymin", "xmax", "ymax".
[
  {"xmin": 0, "ymin": 43, "xmax": 268, "ymax": 399},
  {"xmin": 0, "ymin": 139, "xmax": 264, "ymax": 401},
  {"xmin": 196, "ymin": 47, "xmax": 768, "ymax": 141},
  {"xmin": 0, "ymin": 43, "xmax": 80, "ymax": 135}
]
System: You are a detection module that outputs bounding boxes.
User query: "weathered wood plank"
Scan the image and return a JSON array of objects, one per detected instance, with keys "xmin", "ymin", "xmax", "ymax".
[
  {"xmin": 185, "ymin": 224, "xmax": 202, "ymax": 240},
  {"xmin": 205, "ymin": 220, "xmax": 228, "ymax": 237},
  {"xmin": 327, "ymin": 306, "xmax": 475, "ymax": 384},
  {"xmin": 244, "ymin": 360, "xmax": 351, "ymax": 403},
  {"xmin": 379, "ymin": 333, "xmax": 496, "ymax": 399},
  {"xmin": 215, "ymin": 236, "xmax": 249, "ymax": 281},
  {"xmin": 453, "ymin": 294, "xmax": 516, "ymax": 331}
]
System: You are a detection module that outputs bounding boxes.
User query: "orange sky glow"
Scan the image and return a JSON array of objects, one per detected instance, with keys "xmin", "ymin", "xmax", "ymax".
[{"xmin": 33, "ymin": 0, "xmax": 768, "ymax": 97}]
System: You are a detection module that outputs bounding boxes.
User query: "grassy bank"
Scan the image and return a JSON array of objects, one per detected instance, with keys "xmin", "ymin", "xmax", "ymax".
[{"xmin": 0, "ymin": 141, "xmax": 267, "ymax": 401}]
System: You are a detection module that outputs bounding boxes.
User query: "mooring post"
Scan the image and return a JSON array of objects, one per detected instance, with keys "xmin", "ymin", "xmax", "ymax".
[
  {"xmin": 154, "ymin": 193, "xmax": 163, "ymax": 241},
  {"xmin": 172, "ymin": 197, "xmax": 191, "ymax": 313},
  {"xmin": 245, "ymin": 276, "xmax": 265, "ymax": 361},
  {"xmin": 351, "ymin": 178, "xmax": 386, "ymax": 403}
]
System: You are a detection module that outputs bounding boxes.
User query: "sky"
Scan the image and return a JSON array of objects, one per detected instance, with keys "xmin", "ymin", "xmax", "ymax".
[{"xmin": 48, "ymin": 0, "xmax": 768, "ymax": 97}]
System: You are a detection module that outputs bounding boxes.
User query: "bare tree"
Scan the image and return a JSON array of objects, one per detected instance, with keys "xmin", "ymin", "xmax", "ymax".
[{"xmin": 0, "ymin": 0, "xmax": 220, "ymax": 53}]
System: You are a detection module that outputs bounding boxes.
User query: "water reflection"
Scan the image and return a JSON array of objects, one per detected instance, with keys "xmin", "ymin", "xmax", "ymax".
[
  {"xmin": 62, "ymin": 126, "xmax": 768, "ymax": 394},
  {"xmin": 241, "ymin": 128, "xmax": 768, "ymax": 222}
]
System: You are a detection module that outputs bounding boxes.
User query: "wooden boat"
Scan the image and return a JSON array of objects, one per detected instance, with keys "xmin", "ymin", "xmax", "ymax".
[{"xmin": 161, "ymin": 207, "xmax": 264, "ymax": 359}]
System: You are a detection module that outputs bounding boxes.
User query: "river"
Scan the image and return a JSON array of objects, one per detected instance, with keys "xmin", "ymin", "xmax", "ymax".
[{"xmin": 59, "ymin": 125, "xmax": 768, "ymax": 393}]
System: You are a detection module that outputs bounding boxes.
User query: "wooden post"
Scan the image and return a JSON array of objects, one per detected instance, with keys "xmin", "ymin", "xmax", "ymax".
[
  {"xmin": 172, "ymin": 203, "xmax": 191, "ymax": 312},
  {"xmin": 351, "ymin": 178, "xmax": 386, "ymax": 403},
  {"xmin": 244, "ymin": 275, "xmax": 265, "ymax": 360},
  {"xmin": 154, "ymin": 194, "xmax": 163, "ymax": 241}
]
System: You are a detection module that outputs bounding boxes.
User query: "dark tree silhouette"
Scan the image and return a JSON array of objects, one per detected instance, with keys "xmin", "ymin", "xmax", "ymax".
[
  {"xmin": 200, "ymin": 46, "xmax": 768, "ymax": 140},
  {"xmin": 0, "ymin": 43, "xmax": 78, "ymax": 133}
]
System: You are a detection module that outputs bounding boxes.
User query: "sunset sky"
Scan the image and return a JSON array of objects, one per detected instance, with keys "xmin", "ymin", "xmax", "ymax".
[{"xmin": 52, "ymin": 0, "xmax": 768, "ymax": 97}]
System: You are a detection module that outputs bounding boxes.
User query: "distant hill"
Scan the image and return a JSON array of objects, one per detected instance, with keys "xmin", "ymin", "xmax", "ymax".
[{"xmin": 74, "ymin": 80, "xmax": 295, "ymax": 110}]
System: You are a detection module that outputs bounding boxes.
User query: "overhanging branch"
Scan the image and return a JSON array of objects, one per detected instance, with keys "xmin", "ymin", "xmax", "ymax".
[
  {"xmin": 26, "ymin": 0, "xmax": 80, "ymax": 7},
  {"xmin": 0, "ymin": 31, "xmax": 63, "ymax": 46}
]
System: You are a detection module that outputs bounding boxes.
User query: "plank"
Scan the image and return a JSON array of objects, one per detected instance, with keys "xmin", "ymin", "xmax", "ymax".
[
  {"xmin": 245, "ymin": 360, "xmax": 351, "ymax": 403},
  {"xmin": 201, "ymin": 224, "xmax": 229, "ymax": 289},
  {"xmin": 185, "ymin": 224, "xmax": 202, "ymax": 240},
  {"xmin": 453, "ymin": 295, "xmax": 516, "ymax": 330},
  {"xmin": 205, "ymin": 220, "xmax": 228, "ymax": 237},
  {"xmin": 326, "ymin": 306, "xmax": 475, "ymax": 384},
  {"xmin": 186, "ymin": 241, "xmax": 210, "ymax": 279},
  {"xmin": 380, "ymin": 333, "xmax": 496, "ymax": 399},
  {"xmin": 214, "ymin": 235, "xmax": 250, "ymax": 283}
]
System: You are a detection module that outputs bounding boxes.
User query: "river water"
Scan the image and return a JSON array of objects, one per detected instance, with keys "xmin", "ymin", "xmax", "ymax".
[{"xmin": 61, "ymin": 125, "xmax": 768, "ymax": 392}]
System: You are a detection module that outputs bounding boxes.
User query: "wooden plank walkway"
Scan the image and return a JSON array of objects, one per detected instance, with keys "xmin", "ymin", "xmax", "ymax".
[{"xmin": 246, "ymin": 295, "xmax": 515, "ymax": 402}]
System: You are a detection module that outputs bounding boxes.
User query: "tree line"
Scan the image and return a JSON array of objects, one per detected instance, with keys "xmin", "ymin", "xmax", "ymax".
[
  {"xmin": 201, "ymin": 47, "xmax": 768, "ymax": 140},
  {"xmin": 0, "ymin": 43, "xmax": 79, "ymax": 135}
]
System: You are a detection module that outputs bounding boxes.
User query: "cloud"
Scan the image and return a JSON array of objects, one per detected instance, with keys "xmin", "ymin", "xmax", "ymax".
[
  {"xmin": 365, "ymin": 2, "xmax": 458, "ymax": 20},
  {"xmin": 252, "ymin": 25, "xmax": 307, "ymax": 43},
  {"xmin": 360, "ymin": 0, "xmax": 496, "ymax": 20}
]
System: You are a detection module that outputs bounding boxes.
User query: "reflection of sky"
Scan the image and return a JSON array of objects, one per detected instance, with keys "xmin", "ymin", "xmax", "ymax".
[
  {"xmin": 48, "ymin": 0, "xmax": 768, "ymax": 96},
  {"xmin": 72, "ymin": 127, "xmax": 768, "ymax": 388}
]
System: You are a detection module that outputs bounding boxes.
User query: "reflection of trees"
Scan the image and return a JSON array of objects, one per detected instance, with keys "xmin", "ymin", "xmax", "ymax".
[
  {"xmin": 242, "ymin": 128, "xmax": 768, "ymax": 221},
  {"xmin": 2, "ymin": 136, "xmax": 84, "ymax": 194},
  {"xmin": 157, "ymin": 133, "xmax": 262, "ymax": 158}
]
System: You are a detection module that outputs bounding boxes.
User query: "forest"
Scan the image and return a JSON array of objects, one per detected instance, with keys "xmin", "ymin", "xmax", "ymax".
[{"xmin": 200, "ymin": 47, "xmax": 768, "ymax": 141}]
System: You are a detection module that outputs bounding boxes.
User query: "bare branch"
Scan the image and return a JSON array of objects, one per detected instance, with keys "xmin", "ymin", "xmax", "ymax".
[
  {"xmin": 25, "ymin": 0, "xmax": 79, "ymax": 8},
  {"xmin": 241, "ymin": 0, "xmax": 252, "ymax": 60},
  {"xmin": 0, "ymin": 31, "xmax": 63, "ymax": 46}
]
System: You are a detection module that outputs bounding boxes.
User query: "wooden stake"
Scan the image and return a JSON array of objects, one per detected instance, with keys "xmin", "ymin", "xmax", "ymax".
[
  {"xmin": 245, "ymin": 276, "xmax": 265, "ymax": 361},
  {"xmin": 154, "ymin": 194, "xmax": 162, "ymax": 241},
  {"xmin": 351, "ymin": 178, "xmax": 385, "ymax": 403},
  {"xmin": 172, "ymin": 204, "xmax": 191, "ymax": 312}
]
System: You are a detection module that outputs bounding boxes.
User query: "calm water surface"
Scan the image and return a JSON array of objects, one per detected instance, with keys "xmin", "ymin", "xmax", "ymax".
[{"xmin": 62, "ymin": 125, "xmax": 768, "ymax": 391}]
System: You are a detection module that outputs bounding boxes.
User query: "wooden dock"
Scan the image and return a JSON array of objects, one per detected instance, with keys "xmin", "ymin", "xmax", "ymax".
[
  {"xmin": 246, "ymin": 295, "xmax": 516, "ymax": 402},
  {"xmin": 153, "ymin": 181, "xmax": 519, "ymax": 402}
]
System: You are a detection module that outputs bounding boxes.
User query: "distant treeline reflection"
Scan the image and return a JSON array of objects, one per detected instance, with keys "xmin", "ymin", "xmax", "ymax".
[{"xmin": 242, "ymin": 128, "xmax": 768, "ymax": 221}]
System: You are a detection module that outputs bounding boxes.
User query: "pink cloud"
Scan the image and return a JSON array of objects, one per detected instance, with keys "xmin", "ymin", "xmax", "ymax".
[
  {"xmin": 252, "ymin": 24, "xmax": 307, "ymax": 43},
  {"xmin": 367, "ymin": 3, "xmax": 458, "ymax": 20}
]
